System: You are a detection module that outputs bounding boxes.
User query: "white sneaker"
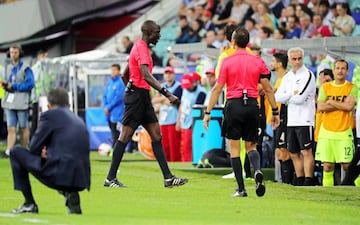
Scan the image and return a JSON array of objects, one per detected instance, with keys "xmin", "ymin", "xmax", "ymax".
[{"xmin": 222, "ymin": 172, "xmax": 235, "ymax": 179}]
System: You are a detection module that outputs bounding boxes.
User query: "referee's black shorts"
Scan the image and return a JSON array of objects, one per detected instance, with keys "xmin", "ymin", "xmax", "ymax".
[
  {"xmin": 122, "ymin": 86, "xmax": 158, "ymax": 130},
  {"xmin": 222, "ymin": 98, "xmax": 259, "ymax": 142}
]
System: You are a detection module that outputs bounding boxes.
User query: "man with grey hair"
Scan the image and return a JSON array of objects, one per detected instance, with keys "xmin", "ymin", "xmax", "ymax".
[{"xmin": 275, "ymin": 47, "xmax": 316, "ymax": 186}]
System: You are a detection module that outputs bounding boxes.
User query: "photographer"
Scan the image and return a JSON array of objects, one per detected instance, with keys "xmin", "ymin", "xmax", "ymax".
[{"xmin": 1, "ymin": 44, "xmax": 34, "ymax": 157}]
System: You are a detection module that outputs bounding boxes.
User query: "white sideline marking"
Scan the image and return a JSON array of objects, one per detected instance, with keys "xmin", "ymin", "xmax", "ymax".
[
  {"xmin": 23, "ymin": 218, "xmax": 48, "ymax": 224},
  {"xmin": 0, "ymin": 212, "xmax": 17, "ymax": 218}
]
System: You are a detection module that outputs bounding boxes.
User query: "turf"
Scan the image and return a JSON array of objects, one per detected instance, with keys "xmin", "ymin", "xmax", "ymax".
[{"xmin": 0, "ymin": 151, "xmax": 359, "ymax": 225}]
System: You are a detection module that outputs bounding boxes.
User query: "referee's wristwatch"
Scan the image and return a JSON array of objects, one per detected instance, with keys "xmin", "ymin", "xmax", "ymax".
[{"xmin": 204, "ymin": 110, "xmax": 211, "ymax": 115}]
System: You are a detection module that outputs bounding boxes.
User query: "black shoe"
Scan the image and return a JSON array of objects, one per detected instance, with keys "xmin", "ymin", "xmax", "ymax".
[
  {"xmin": 12, "ymin": 203, "xmax": 38, "ymax": 214},
  {"xmin": 304, "ymin": 177, "xmax": 314, "ymax": 186},
  {"xmin": 64, "ymin": 192, "xmax": 82, "ymax": 214},
  {"xmin": 164, "ymin": 176, "xmax": 188, "ymax": 188},
  {"xmin": 232, "ymin": 189, "xmax": 248, "ymax": 197},
  {"xmin": 104, "ymin": 178, "xmax": 126, "ymax": 188},
  {"xmin": 0, "ymin": 152, "xmax": 9, "ymax": 158},
  {"xmin": 255, "ymin": 170, "xmax": 266, "ymax": 197}
]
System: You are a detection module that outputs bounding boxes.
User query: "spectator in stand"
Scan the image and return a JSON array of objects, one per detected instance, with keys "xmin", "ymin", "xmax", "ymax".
[
  {"xmin": 295, "ymin": 3, "xmax": 314, "ymax": 19},
  {"xmin": 213, "ymin": 28, "xmax": 229, "ymax": 48},
  {"xmin": 253, "ymin": 2, "xmax": 275, "ymax": 31},
  {"xmin": 194, "ymin": 4, "xmax": 206, "ymax": 20},
  {"xmin": 245, "ymin": 17, "xmax": 259, "ymax": 44},
  {"xmin": 201, "ymin": 10, "xmax": 216, "ymax": 31},
  {"xmin": 242, "ymin": 0, "xmax": 260, "ymax": 25},
  {"xmin": 285, "ymin": 3, "xmax": 296, "ymax": 17},
  {"xmin": 310, "ymin": 13, "xmax": 332, "ymax": 38},
  {"xmin": 299, "ymin": 13, "xmax": 315, "ymax": 38},
  {"xmin": 286, "ymin": 15, "xmax": 302, "ymax": 39},
  {"xmin": 188, "ymin": 0, "xmax": 207, "ymax": 9},
  {"xmin": 186, "ymin": 7, "xmax": 197, "ymax": 24},
  {"xmin": 278, "ymin": 8, "xmax": 289, "ymax": 28},
  {"xmin": 331, "ymin": 2, "xmax": 355, "ymax": 37},
  {"xmin": 178, "ymin": 74, "xmax": 206, "ymax": 162},
  {"xmin": 121, "ymin": 36, "xmax": 134, "ymax": 54},
  {"xmin": 265, "ymin": 0, "xmax": 285, "ymax": 19},
  {"xmin": 212, "ymin": 0, "xmax": 233, "ymax": 29},
  {"xmin": 203, "ymin": 30, "xmax": 218, "ymax": 48},
  {"xmin": 319, "ymin": 0, "xmax": 335, "ymax": 28},
  {"xmin": 273, "ymin": 27, "xmax": 288, "ymax": 40},
  {"xmin": 307, "ymin": 0, "xmax": 321, "ymax": 15},
  {"xmin": 253, "ymin": 26, "xmax": 273, "ymax": 47},
  {"xmin": 152, "ymin": 67, "xmax": 182, "ymax": 162},
  {"xmin": 176, "ymin": 18, "xmax": 204, "ymax": 44},
  {"xmin": 176, "ymin": 16, "xmax": 191, "ymax": 43},
  {"xmin": 223, "ymin": 0, "xmax": 250, "ymax": 26}
]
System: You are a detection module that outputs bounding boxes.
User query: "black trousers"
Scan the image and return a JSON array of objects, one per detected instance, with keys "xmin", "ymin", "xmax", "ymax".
[
  {"xmin": 30, "ymin": 102, "xmax": 39, "ymax": 139},
  {"xmin": 10, "ymin": 146, "xmax": 82, "ymax": 192}
]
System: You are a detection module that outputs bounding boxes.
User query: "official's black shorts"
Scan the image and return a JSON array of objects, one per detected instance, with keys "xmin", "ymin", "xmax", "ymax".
[
  {"xmin": 222, "ymin": 98, "xmax": 259, "ymax": 142},
  {"xmin": 122, "ymin": 86, "xmax": 158, "ymax": 130},
  {"xmin": 287, "ymin": 126, "xmax": 313, "ymax": 153}
]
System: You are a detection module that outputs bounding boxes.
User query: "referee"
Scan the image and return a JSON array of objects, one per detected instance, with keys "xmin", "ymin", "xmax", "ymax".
[
  {"xmin": 104, "ymin": 20, "xmax": 188, "ymax": 188},
  {"xmin": 203, "ymin": 28, "xmax": 280, "ymax": 197}
]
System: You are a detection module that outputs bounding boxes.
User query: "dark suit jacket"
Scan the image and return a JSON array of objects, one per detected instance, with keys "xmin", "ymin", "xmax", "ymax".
[{"xmin": 30, "ymin": 107, "xmax": 90, "ymax": 190}]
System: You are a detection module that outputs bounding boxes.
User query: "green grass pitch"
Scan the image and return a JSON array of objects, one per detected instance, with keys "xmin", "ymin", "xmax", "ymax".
[{"xmin": 0, "ymin": 151, "xmax": 359, "ymax": 225}]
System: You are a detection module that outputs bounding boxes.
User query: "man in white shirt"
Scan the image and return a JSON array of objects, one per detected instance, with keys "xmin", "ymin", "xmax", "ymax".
[{"xmin": 275, "ymin": 47, "xmax": 316, "ymax": 186}]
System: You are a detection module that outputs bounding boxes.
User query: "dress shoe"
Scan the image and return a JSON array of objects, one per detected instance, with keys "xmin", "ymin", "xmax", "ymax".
[
  {"xmin": 64, "ymin": 192, "xmax": 82, "ymax": 214},
  {"xmin": 12, "ymin": 203, "xmax": 38, "ymax": 214}
]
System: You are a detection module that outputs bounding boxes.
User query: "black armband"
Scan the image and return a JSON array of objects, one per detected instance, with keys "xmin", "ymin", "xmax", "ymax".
[
  {"xmin": 204, "ymin": 111, "xmax": 211, "ymax": 115},
  {"xmin": 160, "ymin": 87, "xmax": 169, "ymax": 97},
  {"xmin": 272, "ymin": 107, "xmax": 279, "ymax": 112},
  {"xmin": 272, "ymin": 110, "xmax": 279, "ymax": 116},
  {"xmin": 260, "ymin": 73, "xmax": 271, "ymax": 80}
]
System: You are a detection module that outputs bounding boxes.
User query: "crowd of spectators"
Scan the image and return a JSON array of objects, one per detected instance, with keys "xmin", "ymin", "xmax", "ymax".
[{"xmin": 176, "ymin": 0, "xmax": 358, "ymax": 48}]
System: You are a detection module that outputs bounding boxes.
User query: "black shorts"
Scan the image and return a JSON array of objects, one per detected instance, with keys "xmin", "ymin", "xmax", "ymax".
[
  {"xmin": 222, "ymin": 98, "xmax": 259, "ymax": 142},
  {"xmin": 287, "ymin": 126, "xmax": 313, "ymax": 153},
  {"xmin": 122, "ymin": 86, "xmax": 158, "ymax": 130}
]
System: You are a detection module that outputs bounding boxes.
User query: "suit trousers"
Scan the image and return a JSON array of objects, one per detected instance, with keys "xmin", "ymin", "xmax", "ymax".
[{"xmin": 10, "ymin": 146, "xmax": 82, "ymax": 192}]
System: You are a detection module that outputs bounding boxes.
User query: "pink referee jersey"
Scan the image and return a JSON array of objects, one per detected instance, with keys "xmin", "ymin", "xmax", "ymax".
[
  {"xmin": 128, "ymin": 39, "xmax": 153, "ymax": 90},
  {"xmin": 218, "ymin": 49, "xmax": 270, "ymax": 99}
]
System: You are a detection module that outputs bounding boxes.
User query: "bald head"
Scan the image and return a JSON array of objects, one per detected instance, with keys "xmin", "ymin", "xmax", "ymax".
[{"xmin": 141, "ymin": 20, "xmax": 159, "ymax": 34}]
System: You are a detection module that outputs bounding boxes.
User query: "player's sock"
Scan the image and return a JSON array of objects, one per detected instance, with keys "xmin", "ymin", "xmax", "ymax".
[
  {"xmin": 107, "ymin": 140, "xmax": 127, "ymax": 180},
  {"xmin": 322, "ymin": 171, "xmax": 334, "ymax": 186},
  {"xmin": 231, "ymin": 157, "xmax": 245, "ymax": 191},
  {"xmin": 247, "ymin": 150, "xmax": 261, "ymax": 171},
  {"xmin": 244, "ymin": 155, "xmax": 251, "ymax": 178},
  {"xmin": 281, "ymin": 159, "xmax": 294, "ymax": 184},
  {"xmin": 152, "ymin": 141, "xmax": 172, "ymax": 179},
  {"xmin": 22, "ymin": 189, "xmax": 35, "ymax": 205}
]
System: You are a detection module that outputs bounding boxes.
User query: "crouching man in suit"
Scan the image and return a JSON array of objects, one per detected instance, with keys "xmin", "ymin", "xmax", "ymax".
[{"xmin": 10, "ymin": 88, "xmax": 90, "ymax": 214}]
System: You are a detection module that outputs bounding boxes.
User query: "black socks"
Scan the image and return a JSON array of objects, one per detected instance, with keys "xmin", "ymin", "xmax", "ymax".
[
  {"xmin": 107, "ymin": 141, "xmax": 127, "ymax": 180},
  {"xmin": 247, "ymin": 150, "xmax": 261, "ymax": 172},
  {"xmin": 152, "ymin": 141, "xmax": 172, "ymax": 179},
  {"xmin": 231, "ymin": 157, "xmax": 245, "ymax": 191}
]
